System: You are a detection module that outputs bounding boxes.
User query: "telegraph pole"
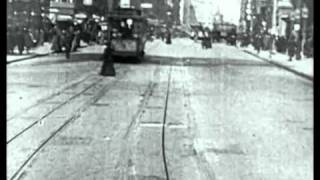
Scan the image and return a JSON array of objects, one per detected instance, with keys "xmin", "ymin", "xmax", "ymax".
[
  {"xmin": 299, "ymin": 0, "xmax": 304, "ymax": 56},
  {"xmin": 272, "ymin": 0, "xmax": 277, "ymax": 34},
  {"xmin": 270, "ymin": 0, "xmax": 277, "ymax": 56}
]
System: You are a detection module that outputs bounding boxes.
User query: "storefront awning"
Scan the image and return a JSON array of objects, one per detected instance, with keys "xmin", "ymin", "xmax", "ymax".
[
  {"xmin": 278, "ymin": 0, "xmax": 293, "ymax": 9},
  {"xmin": 57, "ymin": 15, "xmax": 73, "ymax": 21},
  {"xmin": 75, "ymin": 13, "xmax": 87, "ymax": 19}
]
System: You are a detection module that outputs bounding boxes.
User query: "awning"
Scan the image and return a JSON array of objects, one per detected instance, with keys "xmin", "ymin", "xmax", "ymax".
[
  {"xmin": 57, "ymin": 15, "xmax": 73, "ymax": 21},
  {"xmin": 146, "ymin": 18, "xmax": 160, "ymax": 25},
  {"xmin": 75, "ymin": 13, "xmax": 87, "ymax": 19},
  {"xmin": 278, "ymin": 0, "xmax": 293, "ymax": 9}
]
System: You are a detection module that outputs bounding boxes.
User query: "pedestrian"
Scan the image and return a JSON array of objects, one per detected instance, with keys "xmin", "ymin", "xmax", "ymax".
[
  {"xmin": 160, "ymin": 27, "xmax": 166, "ymax": 41},
  {"xmin": 287, "ymin": 30, "xmax": 300, "ymax": 61},
  {"xmin": 303, "ymin": 36, "xmax": 313, "ymax": 58},
  {"xmin": 267, "ymin": 33, "xmax": 275, "ymax": 58},
  {"xmin": 16, "ymin": 27, "xmax": 25, "ymax": 55},
  {"xmin": 51, "ymin": 25, "xmax": 61, "ymax": 53},
  {"xmin": 194, "ymin": 31, "xmax": 199, "ymax": 43},
  {"xmin": 74, "ymin": 24, "xmax": 82, "ymax": 48},
  {"xmin": 71, "ymin": 29, "xmax": 80, "ymax": 52},
  {"xmin": 37, "ymin": 29, "xmax": 45, "ymax": 46},
  {"xmin": 165, "ymin": 28, "xmax": 172, "ymax": 45},
  {"xmin": 24, "ymin": 28, "xmax": 35, "ymax": 54},
  {"xmin": 62, "ymin": 26, "xmax": 74, "ymax": 59},
  {"xmin": 7, "ymin": 27, "xmax": 15, "ymax": 54},
  {"xmin": 201, "ymin": 30, "xmax": 206, "ymax": 49},
  {"xmin": 202, "ymin": 30, "xmax": 211, "ymax": 49},
  {"xmin": 254, "ymin": 33, "xmax": 263, "ymax": 54}
]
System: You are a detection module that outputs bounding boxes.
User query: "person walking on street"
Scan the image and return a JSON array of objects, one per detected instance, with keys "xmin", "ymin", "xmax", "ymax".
[
  {"xmin": 71, "ymin": 29, "xmax": 80, "ymax": 52},
  {"xmin": 61, "ymin": 26, "xmax": 74, "ymax": 59},
  {"xmin": 287, "ymin": 30, "xmax": 300, "ymax": 61},
  {"xmin": 51, "ymin": 25, "xmax": 61, "ymax": 53},
  {"xmin": 267, "ymin": 33, "xmax": 275, "ymax": 58},
  {"xmin": 37, "ymin": 29, "xmax": 45, "ymax": 46},
  {"xmin": 165, "ymin": 27, "xmax": 172, "ymax": 44},
  {"xmin": 24, "ymin": 28, "xmax": 35, "ymax": 54},
  {"xmin": 303, "ymin": 36, "xmax": 313, "ymax": 58},
  {"xmin": 7, "ymin": 27, "xmax": 15, "ymax": 54},
  {"xmin": 16, "ymin": 27, "xmax": 25, "ymax": 55},
  {"xmin": 254, "ymin": 32, "xmax": 263, "ymax": 54}
]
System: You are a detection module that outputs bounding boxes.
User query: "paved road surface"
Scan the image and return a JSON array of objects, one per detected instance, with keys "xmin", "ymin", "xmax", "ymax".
[{"xmin": 7, "ymin": 41, "xmax": 313, "ymax": 180}]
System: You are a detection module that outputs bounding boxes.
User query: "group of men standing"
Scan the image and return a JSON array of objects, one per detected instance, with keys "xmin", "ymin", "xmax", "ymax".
[{"xmin": 7, "ymin": 27, "xmax": 44, "ymax": 55}]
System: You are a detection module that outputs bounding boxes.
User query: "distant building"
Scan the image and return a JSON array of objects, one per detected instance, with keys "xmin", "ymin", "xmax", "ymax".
[
  {"xmin": 180, "ymin": 0, "xmax": 198, "ymax": 25},
  {"xmin": 190, "ymin": 0, "xmax": 215, "ymax": 27},
  {"xmin": 7, "ymin": 0, "xmax": 50, "ymax": 28},
  {"xmin": 277, "ymin": 0, "xmax": 294, "ymax": 37},
  {"xmin": 75, "ymin": 0, "xmax": 108, "ymax": 16},
  {"xmin": 49, "ymin": 0, "xmax": 75, "ymax": 22},
  {"xmin": 171, "ymin": 0, "xmax": 181, "ymax": 25}
]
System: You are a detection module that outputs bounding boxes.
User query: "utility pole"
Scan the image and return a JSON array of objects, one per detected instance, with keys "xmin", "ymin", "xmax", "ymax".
[
  {"xmin": 299, "ymin": 0, "xmax": 303, "ymax": 55},
  {"xmin": 270, "ymin": 0, "xmax": 277, "ymax": 56},
  {"xmin": 272, "ymin": 0, "xmax": 277, "ymax": 34},
  {"xmin": 39, "ymin": 0, "xmax": 42, "ymax": 31}
]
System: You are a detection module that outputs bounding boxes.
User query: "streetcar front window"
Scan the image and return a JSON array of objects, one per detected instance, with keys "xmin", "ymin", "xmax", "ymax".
[{"xmin": 110, "ymin": 18, "xmax": 145, "ymax": 38}]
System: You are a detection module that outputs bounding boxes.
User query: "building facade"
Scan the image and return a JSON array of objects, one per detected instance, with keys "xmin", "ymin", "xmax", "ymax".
[
  {"xmin": 7, "ymin": 0, "xmax": 50, "ymax": 28},
  {"xmin": 49, "ymin": 0, "xmax": 75, "ymax": 22}
]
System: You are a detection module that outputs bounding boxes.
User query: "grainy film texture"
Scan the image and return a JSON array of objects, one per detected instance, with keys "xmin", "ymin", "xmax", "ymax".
[{"xmin": 7, "ymin": 0, "xmax": 313, "ymax": 180}]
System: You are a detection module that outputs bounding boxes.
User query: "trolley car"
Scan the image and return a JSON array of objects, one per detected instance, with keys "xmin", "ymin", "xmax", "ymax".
[{"xmin": 106, "ymin": 8, "xmax": 148, "ymax": 61}]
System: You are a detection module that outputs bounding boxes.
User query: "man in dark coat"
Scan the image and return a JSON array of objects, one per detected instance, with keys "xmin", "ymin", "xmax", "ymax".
[
  {"xmin": 61, "ymin": 27, "xmax": 74, "ymax": 59},
  {"xmin": 24, "ymin": 28, "xmax": 35, "ymax": 54},
  {"xmin": 51, "ymin": 26, "xmax": 62, "ymax": 53},
  {"xmin": 16, "ymin": 28, "xmax": 25, "ymax": 55},
  {"xmin": 288, "ymin": 30, "xmax": 300, "ymax": 61},
  {"xmin": 165, "ymin": 28, "xmax": 172, "ymax": 44},
  {"xmin": 7, "ymin": 27, "xmax": 15, "ymax": 54},
  {"xmin": 254, "ymin": 33, "xmax": 263, "ymax": 54}
]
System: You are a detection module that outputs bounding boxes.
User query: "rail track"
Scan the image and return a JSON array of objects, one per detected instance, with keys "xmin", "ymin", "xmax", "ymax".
[{"xmin": 8, "ymin": 66, "xmax": 130, "ymax": 180}]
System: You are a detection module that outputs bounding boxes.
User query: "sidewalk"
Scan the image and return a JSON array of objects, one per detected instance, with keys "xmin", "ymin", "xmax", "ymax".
[
  {"xmin": 7, "ymin": 43, "xmax": 52, "ymax": 63},
  {"xmin": 241, "ymin": 45, "xmax": 313, "ymax": 80},
  {"xmin": 6, "ymin": 40, "xmax": 91, "ymax": 64},
  {"xmin": 145, "ymin": 38, "xmax": 313, "ymax": 80}
]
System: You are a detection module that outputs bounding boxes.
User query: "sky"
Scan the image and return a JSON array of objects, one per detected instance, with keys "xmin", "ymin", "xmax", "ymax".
[{"xmin": 192, "ymin": 0, "xmax": 241, "ymax": 25}]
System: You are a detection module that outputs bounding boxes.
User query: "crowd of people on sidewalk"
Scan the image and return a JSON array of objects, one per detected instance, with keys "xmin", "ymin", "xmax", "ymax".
[
  {"xmin": 239, "ymin": 28, "xmax": 313, "ymax": 61},
  {"xmin": 7, "ymin": 27, "xmax": 43, "ymax": 55},
  {"xmin": 7, "ymin": 18, "xmax": 106, "ymax": 59},
  {"xmin": 184, "ymin": 23, "xmax": 313, "ymax": 61}
]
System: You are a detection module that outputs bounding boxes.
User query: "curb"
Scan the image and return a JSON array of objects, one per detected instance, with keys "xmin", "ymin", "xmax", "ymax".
[
  {"xmin": 7, "ymin": 53, "xmax": 50, "ymax": 65},
  {"xmin": 243, "ymin": 50, "xmax": 313, "ymax": 81}
]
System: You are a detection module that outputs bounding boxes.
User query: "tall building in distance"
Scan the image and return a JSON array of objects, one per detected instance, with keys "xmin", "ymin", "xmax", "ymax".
[{"xmin": 128, "ymin": 0, "xmax": 180, "ymax": 25}]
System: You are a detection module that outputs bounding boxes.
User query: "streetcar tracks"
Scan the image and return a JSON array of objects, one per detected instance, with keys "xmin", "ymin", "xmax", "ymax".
[
  {"xmin": 114, "ymin": 66, "xmax": 173, "ymax": 180},
  {"xmin": 7, "ymin": 73, "xmax": 95, "ymax": 121},
  {"xmin": 114, "ymin": 66, "xmax": 165, "ymax": 180},
  {"xmin": 7, "ymin": 77, "xmax": 102, "ymax": 144},
  {"xmin": 7, "ymin": 67, "xmax": 123, "ymax": 143},
  {"xmin": 161, "ymin": 66, "xmax": 172, "ymax": 180},
  {"xmin": 8, "ymin": 67, "xmax": 130, "ymax": 180},
  {"xmin": 115, "ymin": 81, "xmax": 158, "ymax": 180}
]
